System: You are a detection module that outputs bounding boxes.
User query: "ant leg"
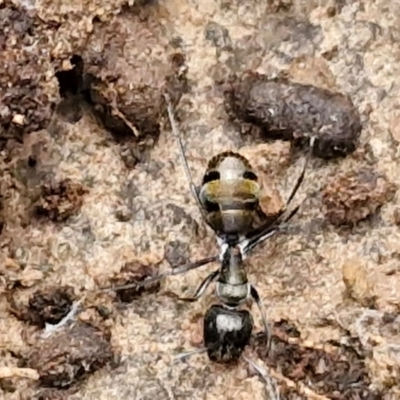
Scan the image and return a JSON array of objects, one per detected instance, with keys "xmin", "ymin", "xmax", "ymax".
[
  {"xmin": 250, "ymin": 285, "xmax": 272, "ymax": 355},
  {"xmin": 242, "ymin": 356, "xmax": 281, "ymax": 400},
  {"xmin": 241, "ymin": 137, "xmax": 315, "ymax": 255},
  {"xmin": 240, "ymin": 227, "xmax": 278, "ymax": 259},
  {"xmin": 179, "ymin": 269, "xmax": 219, "ymax": 302},
  {"xmin": 100, "ymin": 255, "xmax": 218, "ymax": 292},
  {"xmin": 163, "ymin": 93, "xmax": 208, "ymax": 222},
  {"xmin": 240, "ymin": 204, "xmax": 301, "ymax": 256},
  {"xmin": 285, "ymin": 135, "xmax": 315, "ymax": 208}
]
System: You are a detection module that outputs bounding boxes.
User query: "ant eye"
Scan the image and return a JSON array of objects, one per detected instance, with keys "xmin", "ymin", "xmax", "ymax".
[
  {"xmin": 202, "ymin": 170, "xmax": 221, "ymax": 184},
  {"xmin": 243, "ymin": 171, "xmax": 258, "ymax": 181}
]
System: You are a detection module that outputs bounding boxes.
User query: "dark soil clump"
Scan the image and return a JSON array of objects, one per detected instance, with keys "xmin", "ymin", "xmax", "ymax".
[
  {"xmin": 28, "ymin": 287, "xmax": 75, "ymax": 328},
  {"xmin": 223, "ymin": 71, "xmax": 362, "ymax": 159},
  {"xmin": 9, "ymin": 286, "xmax": 75, "ymax": 328},
  {"xmin": 80, "ymin": 8, "xmax": 188, "ymax": 167},
  {"xmin": 34, "ymin": 179, "xmax": 88, "ymax": 222},
  {"xmin": 0, "ymin": 1, "xmax": 59, "ymax": 147},
  {"xmin": 26, "ymin": 322, "xmax": 115, "ymax": 388}
]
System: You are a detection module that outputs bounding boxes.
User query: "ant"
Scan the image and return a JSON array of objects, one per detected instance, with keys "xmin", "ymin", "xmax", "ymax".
[{"xmin": 102, "ymin": 93, "xmax": 313, "ymax": 392}]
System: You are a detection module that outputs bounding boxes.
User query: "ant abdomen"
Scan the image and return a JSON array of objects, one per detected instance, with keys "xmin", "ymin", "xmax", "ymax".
[{"xmin": 204, "ymin": 305, "xmax": 254, "ymax": 363}]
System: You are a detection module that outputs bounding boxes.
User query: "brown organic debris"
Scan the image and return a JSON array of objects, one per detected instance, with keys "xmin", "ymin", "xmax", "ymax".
[
  {"xmin": 34, "ymin": 179, "xmax": 88, "ymax": 222},
  {"xmin": 354, "ymin": 310, "xmax": 400, "ymax": 391},
  {"xmin": 286, "ymin": 55, "xmax": 337, "ymax": 90},
  {"xmin": 0, "ymin": 1, "xmax": 59, "ymax": 147},
  {"xmin": 223, "ymin": 71, "xmax": 362, "ymax": 159},
  {"xmin": 26, "ymin": 321, "xmax": 115, "ymax": 388},
  {"xmin": 254, "ymin": 320, "xmax": 382, "ymax": 399},
  {"xmin": 322, "ymin": 168, "xmax": 395, "ymax": 227}
]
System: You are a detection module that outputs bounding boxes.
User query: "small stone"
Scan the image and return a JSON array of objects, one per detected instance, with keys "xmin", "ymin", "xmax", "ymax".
[
  {"xmin": 12, "ymin": 114, "xmax": 25, "ymax": 126},
  {"xmin": 342, "ymin": 258, "xmax": 376, "ymax": 307}
]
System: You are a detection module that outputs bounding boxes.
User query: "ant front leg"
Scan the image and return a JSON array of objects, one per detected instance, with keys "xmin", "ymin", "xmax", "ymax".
[
  {"xmin": 241, "ymin": 137, "xmax": 315, "ymax": 257},
  {"xmin": 100, "ymin": 256, "xmax": 218, "ymax": 292},
  {"xmin": 179, "ymin": 269, "xmax": 219, "ymax": 302},
  {"xmin": 240, "ymin": 204, "xmax": 301, "ymax": 257}
]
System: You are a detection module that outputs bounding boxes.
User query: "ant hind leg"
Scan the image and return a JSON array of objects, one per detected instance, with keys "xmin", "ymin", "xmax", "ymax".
[{"xmin": 250, "ymin": 285, "xmax": 272, "ymax": 355}]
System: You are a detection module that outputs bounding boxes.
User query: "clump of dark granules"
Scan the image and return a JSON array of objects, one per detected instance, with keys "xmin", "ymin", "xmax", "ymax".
[
  {"xmin": 322, "ymin": 168, "xmax": 395, "ymax": 227},
  {"xmin": 222, "ymin": 71, "xmax": 362, "ymax": 159},
  {"xmin": 26, "ymin": 321, "xmax": 116, "ymax": 388},
  {"xmin": 0, "ymin": 1, "xmax": 59, "ymax": 148},
  {"xmin": 9, "ymin": 286, "xmax": 75, "ymax": 328},
  {"xmin": 34, "ymin": 179, "xmax": 88, "ymax": 222}
]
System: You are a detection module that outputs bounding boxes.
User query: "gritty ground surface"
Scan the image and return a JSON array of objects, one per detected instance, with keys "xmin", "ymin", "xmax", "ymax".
[{"xmin": 2, "ymin": 0, "xmax": 400, "ymax": 399}]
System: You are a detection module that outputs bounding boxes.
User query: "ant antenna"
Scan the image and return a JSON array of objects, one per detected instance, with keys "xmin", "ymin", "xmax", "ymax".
[{"xmin": 163, "ymin": 93, "xmax": 208, "ymax": 222}]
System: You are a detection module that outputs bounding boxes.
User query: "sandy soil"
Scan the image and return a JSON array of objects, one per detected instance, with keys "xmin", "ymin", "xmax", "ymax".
[{"xmin": 2, "ymin": 0, "xmax": 400, "ymax": 399}]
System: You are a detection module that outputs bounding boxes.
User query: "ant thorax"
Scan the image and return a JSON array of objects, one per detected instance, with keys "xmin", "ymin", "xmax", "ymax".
[
  {"xmin": 216, "ymin": 244, "xmax": 250, "ymax": 308},
  {"xmin": 198, "ymin": 151, "xmax": 261, "ymax": 239}
]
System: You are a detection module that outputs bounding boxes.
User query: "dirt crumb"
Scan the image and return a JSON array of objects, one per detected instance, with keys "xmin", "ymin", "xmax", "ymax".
[
  {"xmin": 223, "ymin": 71, "xmax": 362, "ymax": 159},
  {"xmin": 26, "ymin": 321, "xmax": 115, "ymax": 388},
  {"xmin": 34, "ymin": 179, "xmax": 88, "ymax": 222},
  {"xmin": 285, "ymin": 55, "xmax": 337, "ymax": 90},
  {"xmin": 204, "ymin": 21, "xmax": 232, "ymax": 51},
  {"xmin": 322, "ymin": 168, "xmax": 395, "ymax": 227}
]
